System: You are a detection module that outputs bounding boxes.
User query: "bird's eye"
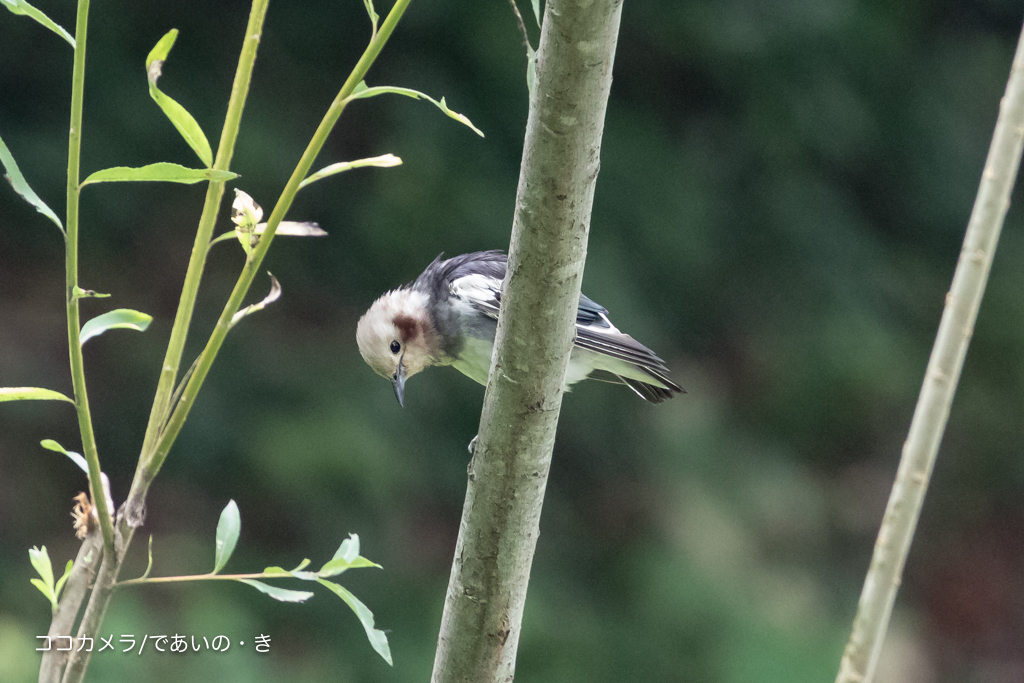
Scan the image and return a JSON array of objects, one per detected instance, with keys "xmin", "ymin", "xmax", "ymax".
[{"xmin": 390, "ymin": 340, "xmax": 401, "ymax": 354}]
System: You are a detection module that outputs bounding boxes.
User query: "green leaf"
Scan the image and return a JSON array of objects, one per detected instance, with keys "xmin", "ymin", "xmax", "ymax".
[
  {"xmin": 80, "ymin": 309, "xmax": 152, "ymax": 346},
  {"xmin": 531, "ymin": 0, "xmax": 541, "ymax": 27},
  {"xmin": 213, "ymin": 500, "xmax": 240, "ymax": 574},
  {"xmin": 29, "ymin": 546, "xmax": 57, "ymax": 609},
  {"xmin": 229, "ymin": 273, "xmax": 281, "ymax": 328},
  {"xmin": 318, "ymin": 556, "xmax": 380, "ymax": 578},
  {"xmin": 334, "ymin": 533, "xmax": 360, "ymax": 562},
  {"xmin": 299, "ymin": 154, "xmax": 402, "ymax": 189},
  {"xmin": 149, "ymin": 91, "xmax": 214, "ymax": 168},
  {"xmin": 40, "ymin": 439, "xmax": 89, "ymax": 474},
  {"xmin": 81, "ymin": 163, "xmax": 236, "ymax": 186},
  {"xmin": 71, "ymin": 286, "xmax": 111, "ymax": 300},
  {"xmin": 345, "ymin": 84, "xmax": 484, "ymax": 137},
  {"xmin": 0, "ymin": 133, "xmax": 64, "ymax": 233},
  {"xmin": 317, "ymin": 579, "xmax": 392, "ymax": 665},
  {"xmin": 140, "ymin": 535, "xmax": 154, "ymax": 580},
  {"xmin": 320, "ymin": 536, "xmax": 381, "ymax": 577},
  {"xmin": 1, "ymin": 0, "xmax": 75, "ymax": 47},
  {"xmin": 262, "ymin": 559, "xmax": 317, "ymax": 580},
  {"xmin": 239, "ymin": 579, "xmax": 314, "ymax": 603},
  {"xmin": 54, "ymin": 559, "xmax": 74, "ymax": 600},
  {"xmin": 29, "ymin": 546, "xmax": 54, "ymax": 591},
  {"xmin": 261, "ymin": 566, "xmax": 291, "ymax": 577},
  {"xmin": 0, "ymin": 387, "xmax": 74, "ymax": 404},
  {"xmin": 145, "ymin": 28, "xmax": 178, "ymax": 68},
  {"xmin": 145, "ymin": 30, "xmax": 213, "ymax": 167}
]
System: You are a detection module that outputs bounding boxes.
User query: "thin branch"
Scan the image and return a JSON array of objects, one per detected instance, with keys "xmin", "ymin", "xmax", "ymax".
[
  {"xmin": 508, "ymin": 0, "xmax": 531, "ymax": 49},
  {"xmin": 430, "ymin": 1, "xmax": 623, "ymax": 681},
  {"xmin": 139, "ymin": 0, "xmax": 414, "ymax": 488},
  {"xmin": 64, "ymin": 0, "xmax": 114, "ymax": 555},
  {"xmin": 835, "ymin": 21, "xmax": 1024, "ymax": 683},
  {"xmin": 60, "ymin": 545, "xmax": 117, "ymax": 683},
  {"xmin": 51, "ymin": 4, "xmax": 273, "ymax": 683},
  {"xmin": 118, "ymin": 570, "xmax": 297, "ymax": 587},
  {"xmin": 131, "ymin": 0, "xmax": 274, "ymax": 518},
  {"xmin": 38, "ymin": 531, "xmax": 103, "ymax": 683}
]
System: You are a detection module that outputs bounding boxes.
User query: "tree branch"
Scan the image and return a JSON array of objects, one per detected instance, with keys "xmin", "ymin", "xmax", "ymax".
[
  {"xmin": 430, "ymin": 1, "xmax": 623, "ymax": 681},
  {"xmin": 38, "ymin": 531, "xmax": 103, "ymax": 683},
  {"xmin": 835, "ymin": 20, "xmax": 1024, "ymax": 683}
]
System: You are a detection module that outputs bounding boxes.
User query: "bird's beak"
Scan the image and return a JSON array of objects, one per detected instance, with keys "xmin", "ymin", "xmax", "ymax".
[{"xmin": 392, "ymin": 359, "xmax": 406, "ymax": 407}]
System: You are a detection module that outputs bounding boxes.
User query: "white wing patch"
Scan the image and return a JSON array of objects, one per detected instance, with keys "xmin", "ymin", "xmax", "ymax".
[
  {"xmin": 577, "ymin": 316, "xmax": 620, "ymax": 335},
  {"xmin": 450, "ymin": 273, "xmax": 502, "ymax": 318}
]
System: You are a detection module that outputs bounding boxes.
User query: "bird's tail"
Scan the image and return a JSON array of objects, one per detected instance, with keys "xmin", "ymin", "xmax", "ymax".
[{"xmin": 574, "ymin": 328, "xmax": 684, "ymax": 403}]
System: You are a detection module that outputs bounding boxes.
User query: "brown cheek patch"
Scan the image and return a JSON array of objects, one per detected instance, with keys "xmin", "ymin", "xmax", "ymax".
[{"xmin": 394, "ymin": 315, "xmax": 418, "ymax": 343}]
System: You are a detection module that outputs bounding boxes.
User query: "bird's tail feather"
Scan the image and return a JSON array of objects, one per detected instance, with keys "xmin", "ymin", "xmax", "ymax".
[
  {"xmin": 575, "ymin": 328, "xmax": 684, "ymax": 402},
  {"xmin": 620, "ymin": 376, "xmax": 678, "ymax": 403}
]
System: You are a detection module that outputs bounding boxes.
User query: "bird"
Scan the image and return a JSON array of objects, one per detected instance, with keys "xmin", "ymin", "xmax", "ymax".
[{"xmin": 356, "ymin": 250, "xmax": 683, "ymax": 406}]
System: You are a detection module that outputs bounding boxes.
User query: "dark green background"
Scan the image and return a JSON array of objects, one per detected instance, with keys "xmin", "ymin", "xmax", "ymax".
[{"xmin": 2, "ymin": 1, "xmax": 1023, "ymax": 681}]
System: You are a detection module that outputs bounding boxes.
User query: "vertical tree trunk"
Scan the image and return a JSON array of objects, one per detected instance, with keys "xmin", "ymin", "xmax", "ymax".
[{"xmin": 430, "ymin": 1, "xmax": 623, "ymax": 682}]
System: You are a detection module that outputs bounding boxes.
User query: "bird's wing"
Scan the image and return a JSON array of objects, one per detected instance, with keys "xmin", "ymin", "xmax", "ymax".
[
  {"xmin": 446, "ymin": 253, "xmax": 682, "ymax": 399},
  {"xmin": 575, "ymin": 322, "xmax": 682, "ymax": 395},
  {"xmin": 450, "ymin": 271, "xmax": 502, "ymax": 319}
]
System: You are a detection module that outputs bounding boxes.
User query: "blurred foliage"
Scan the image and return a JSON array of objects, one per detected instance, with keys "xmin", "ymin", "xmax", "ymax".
[{"xmin": 2, "ymin": 1, "xmax": 1024, "ymax": 682}]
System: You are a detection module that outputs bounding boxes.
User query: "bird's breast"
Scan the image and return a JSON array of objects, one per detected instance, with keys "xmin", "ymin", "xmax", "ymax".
[{"xmin": 450, "ymin": 334, "xmax": 495, "ymax": 386}]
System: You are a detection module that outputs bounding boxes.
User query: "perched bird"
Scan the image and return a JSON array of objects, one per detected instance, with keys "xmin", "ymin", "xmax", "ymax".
[{"xmin": 356, "ymin": 250, "xmax": 683, "ymax": 406}]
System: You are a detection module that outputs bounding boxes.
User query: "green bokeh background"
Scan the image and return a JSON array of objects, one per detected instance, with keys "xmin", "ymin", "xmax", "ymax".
[{"xmin": 3, "ymin": 1, "xmax": 1024, "ymax": 681}]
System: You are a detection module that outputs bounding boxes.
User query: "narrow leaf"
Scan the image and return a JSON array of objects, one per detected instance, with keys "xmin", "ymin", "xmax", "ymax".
[
  {"xmin": 531, "ymin": 0, "xmax": 541, "ymax": 27},
  {"xmin": 317, "ymin": 579, "xmax": 392, "ymax": 665},
  {"xmin": 0, "ymin": 387, "xmax": 73, "ymax": 404},
  {"xmin": 71, "ymin": 286, "xmax": 111, "ymax": 300},
  {"xmin": 345, "ymin": 84, "xmax": 484, "ymax": 137},
  {"xmin": 230, "ymin": 273, "xmax": 281, "ymax": 327},
  {"xmin": 40, "ymin": 439, "xmax": 89, "ymax": 474},
  {"xmin": 318, "ymin": 556, "xmax": 380, "ymax": 578},
  {"xmin": 210, "ymin": 222, "xmax": 327, "ymax": 246},
  {"xmin": 149, "ymin": 90, "xmax": 214, "ymax": 167},
  {"xmin": 145, "ymin": 30, "xmax": 213, "ymax": 167},
  {"xmin": 261, "ymin": 566, "xmax": 291, "ymax": 577},
  {"xmin": 239, "ymin": 579, "xmax": 314, "ymax": 603},
  {"xmin": 299, "ymin": 154, "xmax": 402, "ymax": 189},
  {"xmin": 260, "ymin": 560, "xmax": 315, "ymax": 579},
  {"xmin": 145, "ymin": 28, "xmax": 178, "ymax": 72},
  {"xmin": 54, "ymin": 559, "xmax": 74, "ymax": 599},
  {"xmin": 1, "ymin": 0, "xmax": 75, "ymax": 47},
  {"xmin": 0, "ymin": 133, "xmax": 64, "ymax": 233},
  {"xmin": 80, "ymin": 309, "xmax": 152, "ymax": 345},
  {"xmin": 140, "ymin": 535, "xmax": 154, "ymax": 580},
  {"xmin": 29, "ymin": 546, "xmax": 55, "ymax": 591},
  {"xmin": 213, "ymin": 500, "xmax": 240, "ymax": 574},
  {"xmin": 334, "ymin": 533, "xmax": 360, "ymax": 563},
  {"xmin": 81, "ymin": 163, "xmax": 236, "ymax": 186},
  {"xmin": 257, "ymin": 221, "xmax": 326, "ymax": 237}
]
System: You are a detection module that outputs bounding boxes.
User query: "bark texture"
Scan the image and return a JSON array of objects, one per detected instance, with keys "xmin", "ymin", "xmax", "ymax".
[{"xmin": 430, "ymin": 1, "xmax": 623, "ymax": 682}]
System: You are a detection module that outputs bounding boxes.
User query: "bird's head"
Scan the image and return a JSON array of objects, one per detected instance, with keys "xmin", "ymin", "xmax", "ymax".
[{"xmin": 356, "ymin": 289, "xmax": 438, "ymax": 406}]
